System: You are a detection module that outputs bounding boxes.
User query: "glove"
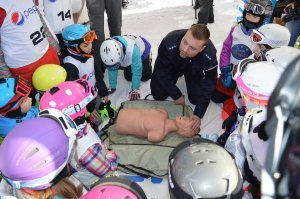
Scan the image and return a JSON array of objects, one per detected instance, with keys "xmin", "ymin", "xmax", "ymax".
[
  {"xmin": 98, "ymin": 100, "xmax": 116, "ymax": 119},
  {"xmin": 222, "ymin": 107, "xmax": 246, "ymax": 130},
  {"xmin": 253, "ymin": 121, "xmax": 268, "ymax": 141},
  {"xmin": 108, "ymin": 88, "xmax": 116, "ymax": 95},
  {"xmin": 128, "ymin": 89, "xmax": 141, "ymax": 101},
  {"xmin": 222, "ymin": 110, "xmax": 238, "ymax": 130},
  {"xmin": 220, "ymin": 65, "xmax": 235, "ymax": 88},
  {"xmin": 86, "ymin": 110, "xmax": 102, "ymax": 132}
]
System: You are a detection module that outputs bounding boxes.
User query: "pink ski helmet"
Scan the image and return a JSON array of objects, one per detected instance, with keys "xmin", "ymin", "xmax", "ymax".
[
  {"xmin": 0, "ymin": 108, "xmax": 77, "ymax": 190},
  {"xmin": 40, "ymin": 79, "xmax": 96, "ymax": 120},
  {"xmin": 81, "ymin": 177, "xmax": 147, "ymax": 199}
]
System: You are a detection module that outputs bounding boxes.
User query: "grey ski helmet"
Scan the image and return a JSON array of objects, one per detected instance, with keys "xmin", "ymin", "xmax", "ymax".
[{"xmin": 169, "ymin": 138, "xmax": 243, "ymax": 199}]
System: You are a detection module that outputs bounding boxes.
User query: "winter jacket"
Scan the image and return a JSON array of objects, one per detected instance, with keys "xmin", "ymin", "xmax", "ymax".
[{"xmin": 152, "ymin": 29, "xmax": 218, "ymax": 118}]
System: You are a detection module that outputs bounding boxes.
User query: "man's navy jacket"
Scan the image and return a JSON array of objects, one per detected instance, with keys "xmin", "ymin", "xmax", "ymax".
[{"xmin": 152, "ymin": 29, "xmax": 218, "ymax": 118}]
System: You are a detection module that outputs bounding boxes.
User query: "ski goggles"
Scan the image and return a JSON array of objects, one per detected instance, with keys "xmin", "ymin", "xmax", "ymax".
[
  {"xmin": 62, "ymin": 79, "xmax": 97, "ymax": 116},
  {"xmin": 0, "ymin": 77, "xmax": 31, "ymax": 117},
  {"xmin": 65, "ymin": 30, "xmax": 97, "ymax": 45},
  {"xmin": 244, "ymin": 2, "xmax": 272, "ymax": 16},
  {"xmin": 2, "ymin": 109, "xmax": 77, "ymax": 190}
]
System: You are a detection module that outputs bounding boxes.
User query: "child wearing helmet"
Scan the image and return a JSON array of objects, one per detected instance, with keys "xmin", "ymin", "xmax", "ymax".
[
  {"xmin": 100, "ymin": 34, "xmax": 152, "ymax": 100},
  {"xmin": 62, "ymin": 24, "xmax": 115, "ymax": 122},
  {"xmin": 40, "ymin": 79, "xmax": 118, "ymax": 188},
  {"xmin": 251, "ymin": 23, "xmax": 290, "ymax": 61},
  {"xmin": 222, "ymin": 58, "xmax": 287, "ymax": 197},
  {"xmin": 212, "ymin": 0, "xmax": 273, "ymax": 114},
  {"xmin": 0, "ymin": 77, "xmax": 38, "ymax": 138},
  {"xmin": 31, "ymin": 64, "xmax": 67, "ymax": 108},
  {"xmin": 81, "ymin": 176, "xmax": 147, "ymax": 199},
  {"xmin": 0, "ymin": 108, "xmax": 85, "ymax": 199},
  {"xmin": 0, "ymin": 1, "xmax": 60, "ymax": 83},
  {"xmin": 220, "ymin": 24, "xmax": 291, "ymax": 134},
  {"xmin": 169, "ymin": 138, "xmax": 243, "ymax": 199},
  {"xmin": 34, "ymin": 0, "xmax": 83, "ymax": 58}
]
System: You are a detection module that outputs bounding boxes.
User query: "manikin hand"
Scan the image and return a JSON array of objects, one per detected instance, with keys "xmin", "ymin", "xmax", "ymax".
[
  {"xmin": 174, "ymin": 95, "xmax": 185, "ymax": 105},
  {"xmin": 191, "ymin": 115, "xmax": 201, "ymax": 132}
]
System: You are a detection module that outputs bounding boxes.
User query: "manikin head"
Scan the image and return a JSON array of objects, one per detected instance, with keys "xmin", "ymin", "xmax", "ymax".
[
  {"xmin": 179, "ymin": 24, "xmax": 210, "ymax": 58},
  {"xmin": 175, "ymin": 116, "xmax": 198, "ymax": 137}
]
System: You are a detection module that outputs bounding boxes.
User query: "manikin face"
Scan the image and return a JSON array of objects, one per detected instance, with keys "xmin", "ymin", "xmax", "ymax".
[
  {"xmin": 245, "ymin": 12, "xmax": 261, "ymax": 23},
  {"xmin": 175, "ymin": 116, "xmax": 196, "ymax": 137},
  {"xmin": 20, "ymin": 97, "xmax": 32, "ymax": 113},
  {"xmin": 179, "ymin": 30, "xmax": 207, "ymax": 58},
  {"xmin": 80, "ymin": 42, "xmax": 93, "ymax": 54}
]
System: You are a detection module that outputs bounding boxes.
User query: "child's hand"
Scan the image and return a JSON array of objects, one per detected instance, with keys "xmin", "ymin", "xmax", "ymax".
[
  {"xmin": 220, "ymin": 65, "xmax": 234, "ymax": 88},
  {"xmin": 106, "ymin": 151, "xmax": 117, "ymax": 162},
  {"xmin": 128, "ymin": 89, "xmax": 141, "ymax": 100},
  {"xmin": 20, "ymin": 97, "xmax": 32, "ymax": 113}
]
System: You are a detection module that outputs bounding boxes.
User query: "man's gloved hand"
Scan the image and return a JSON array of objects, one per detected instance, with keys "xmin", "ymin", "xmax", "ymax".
[
  {"xmin": 98, "ymin": 100, "xmax": 116, "ymax": 119},
  {"xmin": 108, "ymin": 88, "xmax": 116, "ymax": 95},
  {"xmin": 128, "ymin": 89, "xmax": 141, "ymax": 100},
  {"xmin": 220, "ymin": 65, "xmax": 235, "ymax": 88}
]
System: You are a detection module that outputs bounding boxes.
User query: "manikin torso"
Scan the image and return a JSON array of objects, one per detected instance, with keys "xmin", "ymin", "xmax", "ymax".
[{"xmin": 116, "ymin": 108, "xmax": 196, "ymax": 142}]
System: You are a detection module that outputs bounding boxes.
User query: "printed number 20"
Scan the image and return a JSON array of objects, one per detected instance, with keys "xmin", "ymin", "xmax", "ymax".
[
  {"xmin": 30, "ymin": 26, "xmax": 45, "ymax": 46},
  {"xmin": 58, "ymin": 10, "xmax": 71, "ymax": 21}
]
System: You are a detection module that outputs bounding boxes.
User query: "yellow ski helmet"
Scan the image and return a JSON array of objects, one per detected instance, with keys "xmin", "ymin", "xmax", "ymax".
[{"xmin": 32, "ymin": 64, "xmax": 67, "ymax": 92}]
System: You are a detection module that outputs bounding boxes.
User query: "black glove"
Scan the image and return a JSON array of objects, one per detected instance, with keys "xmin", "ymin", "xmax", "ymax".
[
  {"xmin": 253, "ymin": 121, "xmax": 268, "ymax": 141},
  {"xmin": 222, "ymin": 111, "xmax": 238, "ymax": 130}
]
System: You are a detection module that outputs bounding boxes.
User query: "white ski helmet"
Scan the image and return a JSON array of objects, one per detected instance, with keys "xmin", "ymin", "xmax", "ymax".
[
  {"xmin": 233, "ymin": 59, "xmax": 284, "ymax": 109},
  {"xmin": 100, "ymin": 39, "xmax": 124, "ymax": 67},
  {"xmin": 251, "ymin": 24, "xmax": 291, "ymax": 48},
  {"xmin": 263, "ymin": 46, "xmax": 300, "ymax": 70},
  {"xmin": 169, "ymin": 138, "xmax": 243, "ymax": 199}
]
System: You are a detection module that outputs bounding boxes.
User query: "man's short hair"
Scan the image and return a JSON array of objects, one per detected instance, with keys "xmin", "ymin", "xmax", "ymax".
[{"xmin": 189, "ymin": 24, "xmax": 210, "ymax": 41}]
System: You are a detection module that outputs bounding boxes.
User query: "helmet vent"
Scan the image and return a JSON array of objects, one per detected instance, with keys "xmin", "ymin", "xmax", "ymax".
[
  {"xmin": 25, "ymin": 147, "xmax": 39, "ymax": 160},
  {"xmin": 208, "ymin": 160, "xmax": 216, "ymax": 164},
  {"xmin": 192, "ymin": 149, "xmax": 201, "ymax": 154},
  {"xmin": 32, "ymin": 159, "xmax": 47, "ymax": 170},
  {"xmin": 196, "ymin": 160, "xmax": 204, "ymax": 165}
]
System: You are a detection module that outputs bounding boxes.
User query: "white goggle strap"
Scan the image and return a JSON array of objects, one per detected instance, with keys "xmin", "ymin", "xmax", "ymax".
[{"xmin": 62, "ymin": 93, "xmax": 96, "ymax": 116}]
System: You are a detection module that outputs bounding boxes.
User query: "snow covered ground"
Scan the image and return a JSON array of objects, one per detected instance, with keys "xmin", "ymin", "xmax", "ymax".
[{"xmin": 79, "ymin": 1, "xmax": 240, "ymax": 198}]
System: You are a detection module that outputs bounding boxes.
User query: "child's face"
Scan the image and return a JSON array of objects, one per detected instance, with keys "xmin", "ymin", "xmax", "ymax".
[
  {"xmin": 80, "ymin": 42, "xmax": 92, "ymax": 54},
  {"xmin": 245, "ymin": 12, "xmax": 261, "ymax": 23},
  {"xmin": 20, "ymin": 97, "xmax": 32, "ymax": 113}
]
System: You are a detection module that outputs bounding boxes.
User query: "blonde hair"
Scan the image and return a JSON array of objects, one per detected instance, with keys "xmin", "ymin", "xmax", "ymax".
[{"xmin": 21, "ymin": 166, "xmax": 83, "ymax": 199}]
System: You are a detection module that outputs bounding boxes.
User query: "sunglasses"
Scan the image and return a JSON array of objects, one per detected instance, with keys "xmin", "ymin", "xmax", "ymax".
[
  {"xmin": 244, "ymin": 2, "xmax": 272, "ymax": 16},
  {"xmin": 0, "ymin": 77, "xmax": 31, "ymax": 117}
]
